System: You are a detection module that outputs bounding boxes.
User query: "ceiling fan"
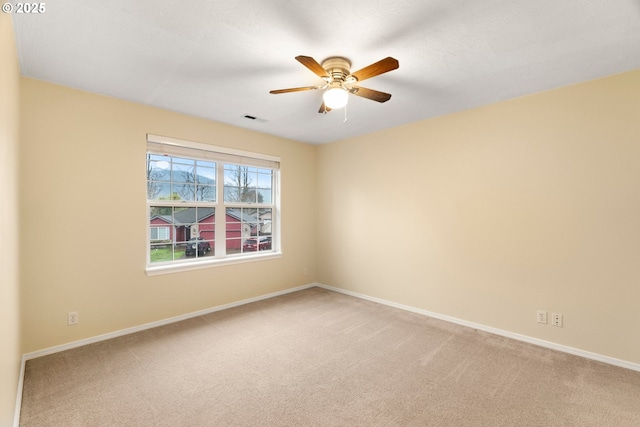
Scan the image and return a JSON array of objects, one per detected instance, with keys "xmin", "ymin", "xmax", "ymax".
[{"xmin": 270, "ymin": 55, "xmax": 399, "ymax": 113}]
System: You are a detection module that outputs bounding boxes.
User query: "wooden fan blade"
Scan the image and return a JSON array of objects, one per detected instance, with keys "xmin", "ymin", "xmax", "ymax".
[
  {"xmin": 270, "ymin": 86, "xmax": 321, "ymax": 94},
  {"xmin": 318, "ymin": 102, "xmax": 332, "ymax": 114},
  {"xmin": 350, "ymin": 86, "xmax": 392, "ymax": 103},
  {"xmin": 295, "ymin": 55, "xmax": 330, "ymax": 79},
  {"xmin": 350, "ymin": 57, "xmax": 399, "ymax": 82}
]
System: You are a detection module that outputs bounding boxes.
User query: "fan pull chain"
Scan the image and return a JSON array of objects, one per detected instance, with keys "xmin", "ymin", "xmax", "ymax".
[{"xmin": 343, "ymin": 103, "xmax": 348, "ymax": 123}]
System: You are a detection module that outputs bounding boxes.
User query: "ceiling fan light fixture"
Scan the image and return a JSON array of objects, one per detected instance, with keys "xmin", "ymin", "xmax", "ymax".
[
  {"xmin": 323, "ymin": 86, "xmax": 349, "ymax": 109},
  {"xmin": 270, "ymin": 55, "xmax": 398, "ymax": 113}
]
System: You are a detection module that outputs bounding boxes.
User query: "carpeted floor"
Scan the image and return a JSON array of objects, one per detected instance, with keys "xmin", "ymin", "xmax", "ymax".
[{"xmin": 19, "ymin": 287, "xmax": 640, "ymax": 426}]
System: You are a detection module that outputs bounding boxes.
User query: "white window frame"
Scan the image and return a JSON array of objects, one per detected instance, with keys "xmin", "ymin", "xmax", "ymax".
[{"xmin": 145, "ymin": 134, "xmax": 281, "ymax": 276}]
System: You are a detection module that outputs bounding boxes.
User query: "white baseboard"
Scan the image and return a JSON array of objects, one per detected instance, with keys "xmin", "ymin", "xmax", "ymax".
[
  {"xmin": 13, "ymin": 282, "xmax": 316, "ymax": 427},
  {"xmin": 315, "ymin": 283, "xmax": 640, "ymax": 373},
  {"xmin": 12, "ymin": 354, "xmax": 26, "ymax": 427},
  {"xmin": 22, "ymin": 283, "xmax": 317, "ymax": 362},
  {"xmin": 14, "ymin": 281, "xmax": 639, "ymax": 427}
]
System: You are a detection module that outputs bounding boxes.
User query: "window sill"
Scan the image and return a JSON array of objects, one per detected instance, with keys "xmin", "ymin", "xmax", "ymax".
[{"xmin": 145, "ymin": 252, "xmax": 282, "ymax": 276}]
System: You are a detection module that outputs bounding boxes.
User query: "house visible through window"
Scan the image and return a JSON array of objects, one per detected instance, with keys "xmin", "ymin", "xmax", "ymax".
[{"xmin": 146, "ymin": 134, "xmax": 280, "ymax": 273}]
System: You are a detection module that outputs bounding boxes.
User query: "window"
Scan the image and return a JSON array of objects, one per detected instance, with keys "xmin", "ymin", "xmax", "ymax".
[
  {"xmin": 146, "ymin": 134, "xmax": 280, "ymax": 274},
  {"xmin": 150, "ymin": 226, "xmax": 170, "ymax": 241}
]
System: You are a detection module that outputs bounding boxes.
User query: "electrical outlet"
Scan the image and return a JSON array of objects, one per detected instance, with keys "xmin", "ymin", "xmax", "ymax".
[
  {"xmin": 68, "ymin": 311, "xmax": 79, "ymax": 326},
  {"xmin": 537, "ymin": 310, "xmax": 547, "ymax": 324},
  {"xmin": 552, "ymin": 313, "xmax": 563, "ymax": 327}
]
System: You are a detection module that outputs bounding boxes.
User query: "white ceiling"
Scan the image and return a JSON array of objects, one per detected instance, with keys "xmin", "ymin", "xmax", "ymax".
[{"xmin": 12, "ymin": 0, "xmax": 640, "ymax": 144}]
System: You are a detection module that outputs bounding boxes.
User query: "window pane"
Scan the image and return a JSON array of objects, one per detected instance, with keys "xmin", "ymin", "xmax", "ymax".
[
  {"xmin": 240, "ymin": 188, "xmax": 256, "ymax": 204},
  {"xmin": 195, "ymin": 161, "xmax": 216, "ymax": 202},
  {"xmin": 171, "ymin": 182, "xmax": 194, "ymax": 201},
  {"xmin": 149, "ymin": 206, "xmax": 177, "ymax": 263},
  {"xmin": 196, "ymin": 165, "xmax": 216, "ymax": 184},
  {"xmin": 147, "ymin": 161, "xmax": 171, "ymax": 182},
  {"xmin": 223, "ymin": 185, "xmax": 239, "ymax": 203},
  {"xmin": 226, "ymin": 207, "xmax": 251, "ymax": 253},
  {"xmin": 223, "ymin": 164, "xmax": 267, "ymax": 204},
  {"xmin": 149, "ymin": 206, "xmax": 215, "ymax": 263},
  {"xmin": 147, "ymin": 182, "xmax": 171, "ymax": 201},
  {"xmin": 225, "ymin": 207, "xmax": 244, "ymax": 255},
  {"xmin": 257, "ymin": 189, "xmax": 272, "ymax": 204},
  {"xmin": 257, "ymin": 171, "xmax": 272, "ymax": 188},
  {"xmin": 196, "ymin": 185, "xmax": 216, "ymax": 202},
  {"xmin": 226, "ymin": 238, "xmax": 242, "ymax": 255},
  {"xmin": 171, "ymin": 161, "xmax": 195, "ymax": 183},
  {"xmin": 257, "ymin": 171, "xmax": 272, "ymax": 205},
  {"xmin": 147, "ymin": 153, "xmax": 171, "ymax": 200},
  {"xmin": 224, "ymin": 165, "xmax": 241, "ymax": 202},
  {"xmin": 147, "ymin": 155, "xmax": 217, "ymax": 203},
  {"xmin": 191, "ymin": 207, "xmax": 215, "ymax": 257},
  {"xmin": 257, "ymin": 208, "xmax": 273, "ymax": 236},
  {"xmin": 225, "ymin": 207, "xmax": 273, "ymax": 254}
]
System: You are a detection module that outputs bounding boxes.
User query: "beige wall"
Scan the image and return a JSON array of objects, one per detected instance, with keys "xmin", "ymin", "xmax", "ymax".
[
  {"xmin": 317, "ymin": 70, "xmax": 640, "ymax": 364},
  {"xmin": 19, "ymin": 78, "xmax": 317, "ymax": 353},
  {"xmin": 9, "ymin": 38, "xmax": 640, "ymax": 418},
  {"xmin": 0, "ymin": 13, "xmax": 21, "ymax": 427}
]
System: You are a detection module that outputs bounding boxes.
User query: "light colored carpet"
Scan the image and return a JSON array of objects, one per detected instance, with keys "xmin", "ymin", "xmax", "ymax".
[{"xmin": 19, "ymin": 287, "xmax": 640, "ymax": 426}]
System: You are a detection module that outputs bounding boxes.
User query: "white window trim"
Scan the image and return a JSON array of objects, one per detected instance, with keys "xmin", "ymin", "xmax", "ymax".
[
  {"xmin": 145, "ymin": 134, "xmax": 281, "ymax": 276},
  {"xmin": 146, "ymin": 252, "xmax": 282, "ymax": 276}
]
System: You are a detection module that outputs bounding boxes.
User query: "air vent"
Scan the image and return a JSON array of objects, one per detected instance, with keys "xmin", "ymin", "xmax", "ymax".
[{"xmin": 242, "ymin": 114, "xmax": 268, "ymax": 123}]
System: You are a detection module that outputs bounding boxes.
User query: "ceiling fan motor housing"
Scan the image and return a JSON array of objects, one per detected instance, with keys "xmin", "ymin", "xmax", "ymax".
[{"xmin": 321, "ymin": 57, "xmax": 353, "ymax": 84}]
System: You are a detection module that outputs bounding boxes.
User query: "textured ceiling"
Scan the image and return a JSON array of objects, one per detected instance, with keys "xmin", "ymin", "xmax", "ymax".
[{"xmin": 12, "ymin": 0, "xmax": 640, "ymax": 144}]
